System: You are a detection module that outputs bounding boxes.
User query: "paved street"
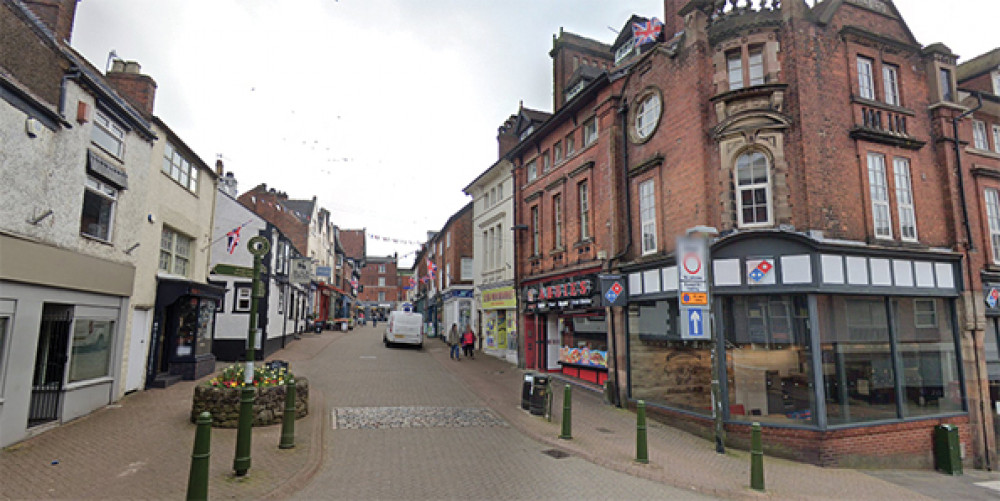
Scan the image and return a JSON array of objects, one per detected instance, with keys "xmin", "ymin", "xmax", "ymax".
[{"xmin": 290, "ymin": 324, "xmax": 708, "ymax": 500}]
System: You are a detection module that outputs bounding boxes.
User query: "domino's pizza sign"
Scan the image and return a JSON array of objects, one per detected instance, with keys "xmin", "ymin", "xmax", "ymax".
[
  {"xmin": 747, "ymin": 258, "xmax": 775, "ymax": 285},
  {"xmin": 987, "ymin": 287, "xmax": 1000, "ymax": 309}
]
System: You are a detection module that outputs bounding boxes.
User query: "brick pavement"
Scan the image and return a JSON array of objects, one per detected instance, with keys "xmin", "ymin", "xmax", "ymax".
[
  {"xmin": 433, "ymin": 344, "xmax": 999, "ymax": 500},
  {"xmin": 0, "ymin": 330, "xmax": 338, "ymax": 500}
]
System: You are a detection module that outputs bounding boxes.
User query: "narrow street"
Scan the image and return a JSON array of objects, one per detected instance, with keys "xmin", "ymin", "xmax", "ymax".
[{"xmin": 290, "ymin": 324, "xmax": 708, "ymax": 500}]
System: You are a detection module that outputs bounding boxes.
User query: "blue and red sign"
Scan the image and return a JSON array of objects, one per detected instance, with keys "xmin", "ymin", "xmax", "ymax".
[
  {"xmin": 748, "ymin": 260, "xmax": 773, "ymax": 283},
  {"xmin": 988, "ymin": 288, "xmax": 999, "ymax": 308}
]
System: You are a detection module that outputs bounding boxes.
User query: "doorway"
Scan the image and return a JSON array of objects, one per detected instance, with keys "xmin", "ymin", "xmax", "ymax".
[
  {"xmin": 29, "ymin": 304, "xmax": 72, "ymax": 427},
  {"xmin": 125, "ymin": 309, "xmax": 150, "ymax": 393}
]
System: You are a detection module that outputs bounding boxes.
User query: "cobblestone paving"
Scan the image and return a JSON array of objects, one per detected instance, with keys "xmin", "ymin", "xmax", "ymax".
[{"xmin": 334, "ymin": 406, "xmax": 507, "ymax": 429}]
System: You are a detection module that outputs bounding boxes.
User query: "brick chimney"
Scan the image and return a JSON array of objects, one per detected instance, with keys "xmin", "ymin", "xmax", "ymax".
[
  {"xmin": 105, "ymin": 59, "xmax": 158, "ymax": 117},
  {"xmin": 497, "ymin": 114, "xmax": 519, "ymax": 158},
  {"xmin": 662, "ymin": 0, "xmax": 685, "ymax": 40},
  {"xmin": 21, "ymin": 0, "xmax": 79, "ymax": 43}
]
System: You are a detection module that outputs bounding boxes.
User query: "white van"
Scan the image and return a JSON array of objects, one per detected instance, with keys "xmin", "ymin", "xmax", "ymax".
[{"xmin": 383, "ymin": 310, "xmax": 424, "ymax": 348}]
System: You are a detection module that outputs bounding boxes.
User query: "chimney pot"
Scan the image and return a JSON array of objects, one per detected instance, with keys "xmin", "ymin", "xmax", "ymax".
[{"xmin": 124, "ymin": 61, "xmax": 141, "ymax": 74}]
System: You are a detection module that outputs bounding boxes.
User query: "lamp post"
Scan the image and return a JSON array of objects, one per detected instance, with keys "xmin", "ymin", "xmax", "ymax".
[{"xmin": 234, "ymin": 235, "xmax": 269, "ymax": 476}]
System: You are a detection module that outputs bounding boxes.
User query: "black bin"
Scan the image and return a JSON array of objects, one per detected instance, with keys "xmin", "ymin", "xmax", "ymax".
[
  {"xmin": 934, "ymin": 424, "xmax": 962, "ymax": 475},
  {"xmin": 529, "ymin": 374, "xmax": 550, "ymax": 415},
  {"xmin": 521, "ymin": 373, "xmax": 535, "ymax": 410}
]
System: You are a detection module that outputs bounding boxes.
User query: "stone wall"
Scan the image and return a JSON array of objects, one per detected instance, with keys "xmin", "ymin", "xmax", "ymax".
[{"xmin": 191, "ymin": 378, "xmax": 309, "ymax": 428}]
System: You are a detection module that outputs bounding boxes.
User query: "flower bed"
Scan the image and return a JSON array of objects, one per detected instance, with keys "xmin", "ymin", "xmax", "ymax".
[{"xmin": 191, "ymin": 373, "xmax": 309, "ymax": 428}]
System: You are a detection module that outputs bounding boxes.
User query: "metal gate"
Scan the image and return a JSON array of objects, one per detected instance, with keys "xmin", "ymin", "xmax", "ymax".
[{"xmin": 29, "ymin": 305, "xmax": 72, "ymax": 427}]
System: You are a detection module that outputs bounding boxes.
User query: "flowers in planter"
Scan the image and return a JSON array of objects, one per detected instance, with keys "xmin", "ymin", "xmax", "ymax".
[{"xmin": 208, "ymin": 362, "xmax": 293, "ymax": 388}]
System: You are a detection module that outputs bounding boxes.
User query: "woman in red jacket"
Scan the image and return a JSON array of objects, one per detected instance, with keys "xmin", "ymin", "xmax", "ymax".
[{"xmin": 461, "ymin": 325, "xmax": 476, "ymax": 360}]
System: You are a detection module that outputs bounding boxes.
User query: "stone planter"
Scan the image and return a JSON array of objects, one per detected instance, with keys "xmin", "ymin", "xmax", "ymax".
[{"xmin": 191, "ymin": 377, "xmax": 309, "ymax": 428}]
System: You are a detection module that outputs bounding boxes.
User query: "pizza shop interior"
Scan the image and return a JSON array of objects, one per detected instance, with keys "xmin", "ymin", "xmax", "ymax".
[{"xmin": 627, "ymin": 293, "xmax": 964, "ymax": 428}]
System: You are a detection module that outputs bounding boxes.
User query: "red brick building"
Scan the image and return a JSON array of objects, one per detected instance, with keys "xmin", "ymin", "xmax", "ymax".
[
  {"xmin": 507, "ymin": 0, "xmax": 995, "ymax": 468},
  {"xmin": 357, "ymin": 255, "xmax": 399, "ymax": 318},
  {"xmin": 412, "ymin": 204, "xmax": 476, "ymax": 339}
]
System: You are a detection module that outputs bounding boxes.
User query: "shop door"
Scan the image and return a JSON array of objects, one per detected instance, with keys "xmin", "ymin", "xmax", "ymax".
[
  {"xmin": 125, "ymin": 309, "xmax": 151, "ymax": 392},
  {"xmin": 546, "ymin": 316, "xmax": 561, "ymax": 370},
  {"xmin": 29, "ymin": 304, "xmax": 72, "ymax": 427}
]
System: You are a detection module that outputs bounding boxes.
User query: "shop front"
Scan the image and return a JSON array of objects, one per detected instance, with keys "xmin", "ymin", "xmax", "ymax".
[
  {"xmin": 983, "ymin": 279, "xmax": 1000, "ymax": 457},
  {"xmin": 442, "ymin": 288, "xmax": 474, "ymax": 335},
  {"xmin": 624, "ymin": 232, "xmax": 968, "ymax": 467},
  {"xmin": 523, "ymin": 271, "xmax": 609, "ymax": 385},
  {"xmin": 480, "ymin": 284, "xmax": 518, "ymax": 364},
  {"xmin": 149, "ymin": 279, "xmax": 224, "ymax": 385}
]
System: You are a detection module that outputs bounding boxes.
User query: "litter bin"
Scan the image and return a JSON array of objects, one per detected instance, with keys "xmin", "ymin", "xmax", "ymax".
[
  {"xmin": 529, "ymin": 374, "xmax": 550, "ymax": 416},
  {"xmin": 521, "ymin": 373, "xmax": 535, "ymax": 410},
  {"xmin": 933, "ymin": 424, "xmax": 962, "ymax": 475}
]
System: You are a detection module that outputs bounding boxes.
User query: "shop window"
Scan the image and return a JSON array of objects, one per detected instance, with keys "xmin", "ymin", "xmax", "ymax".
[
  {"xmin": 234, "ymin": 285, "xmax": 252, "ymax": 312},
  {"xmin": 725, "ymin": 295, "xmax": 815, "ymax": 424},
  {"xmin": 68, "ymin": 319, "xmax": 114, "ymax": 382},
  {"xmin": 893, "ymin": 298, "xmax": 961, "ymax": 417},
  {"xmin": 819, "ymin": 296, "xmax": 898, "ymax": 425},
  {"xmin": 735, "ymin": 151, "xmax": 771, "ymax": 227},
  {"xmin": 176, "ymin": 297, "xmax": 215, "ymax": 357},
  {"xmin": 627, "ymin": 300, "xmax": 712, "ymax": 415},
  {"xmin": 80, "ymin": 175, "xmax": 117, "ymax": 241},
  {"xmin": 558, "ymin": 315, "xmax": 608, "ymax": 368}
]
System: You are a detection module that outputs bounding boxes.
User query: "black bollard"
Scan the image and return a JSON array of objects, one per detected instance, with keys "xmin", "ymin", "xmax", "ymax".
[
  {"xmin": 186, "ymin": 411, "xmax": 212, "ymax": 501},
  {"xmin": 279, "ymin": 377, "xmax": 296, "ymax": 449}
]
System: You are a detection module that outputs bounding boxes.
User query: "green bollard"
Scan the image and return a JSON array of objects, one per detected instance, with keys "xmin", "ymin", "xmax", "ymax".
[
  {"xmin": 279, "ymin": 377, "xmax": 296, "ymax": 449},
  {"xmin": 636, "ymin": 400, "xmax": 649, "ymax": 464},
  {"xmin": 186, "ymin": 411, "xmax": 212, "ymax": 501},
  {"xmin": 750, "ymin": 422, "xmax": 765, "ymax": 491},
  {"xmin": 559, "ymin": 384, "xmax": 572, "ymax": 440}
]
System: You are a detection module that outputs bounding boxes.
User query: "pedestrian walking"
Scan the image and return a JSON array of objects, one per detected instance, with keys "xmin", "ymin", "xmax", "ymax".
[
  {"xmin": 448, "ymin": 323, "xmax": 461, "ymax": 360},
  {"xmin": 461, "ymin": 325, "xmax": 476, "ymax": 360}
]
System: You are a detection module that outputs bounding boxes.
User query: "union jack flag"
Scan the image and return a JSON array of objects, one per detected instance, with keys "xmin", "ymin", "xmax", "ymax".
[
  {"xmin": 632, "ymin": 17, "xmax": 663, "ymax": 46},
  {"xmin": 226, "ymin": 226, "xmax": 241, "ymax": 254},
  {"xmin": 409, "ymin": 276, "xmax": 417, "ymax": 289},
  {"xmin": 427, "ymin": 258, "xmax": 437, "ymax": 279}
]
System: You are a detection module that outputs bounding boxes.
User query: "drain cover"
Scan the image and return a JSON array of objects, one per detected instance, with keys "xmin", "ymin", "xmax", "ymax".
[{"xmin": 542, "ymin": 449, "xmax": 570, "ymax": 459}]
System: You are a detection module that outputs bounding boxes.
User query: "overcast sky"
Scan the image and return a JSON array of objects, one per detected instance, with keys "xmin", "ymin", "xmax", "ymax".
[{"xmin": 71, "ymin": 0, "xmax": 999, "ymax": 267}]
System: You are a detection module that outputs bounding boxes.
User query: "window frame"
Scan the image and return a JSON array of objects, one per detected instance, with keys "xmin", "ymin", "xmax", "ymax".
[
  {"xmin": 80, "ymin": 175, "xmax": 118, "ymax": 242},
  {"xmin": 531, "ymin": 205, "xmax": 540, "ymax": 256},
  {"xmin": 162, "ymin": 142, "xmax": 199, "ymax": 193},
  {"xmin": 159, "ymin": 226, "xmax": 193, "ymax": 277},
  {"xmin": 234, "ymin": 284, "xmax": 252, "ymax": 313},
  {"xmin": 578, "ymin": 180, "xmax": 590, "ymax": 241},
  {"xmin": 857, "ymin": 56, "xmax": 876, "ymax": 100},
  {"xmin": 565, "ymin": 133, "xmax": 575, "ymax": 155},
  {"xmin": 583, "ymin": 117, "xmax": 598, "ymax": 146},
  {"xmin": 639, "ymin": 179, "xmax": 657, "ymax": 255},
  {"xmin": 634, "ymin": 91, "xmax": 662, "ymax": 140},
  {"xmin": 553, "ymin": 141, "xmax": 563, "ymax": 163},
  {"xmin": 985, "ymin": 188, "xmax": 1000, "ymax": 264},
  {"xmin": 893, "ymin": 157, "xmax": 917, "ymax": 242},
  {"xmin": 734, "ymin": 151, "xmax": 772, "ymax": 228},
  {"xmin": 867, "ymin": 153, "xmax": 893, "ymax": 239},
  {"xmin": 973, "ymin": 120, "xmax": 989, "ymax": 150},
  {"xmin": 993, "ymin": 125, "xmax": 1000, "ymax": 154},
  {"xmin": 882, "ymin": 64, "xmax": 900, "ymax": 106},
  {"xmin": 526, "ymin": 160, "xmax": 538, "ymax": 183},
  {"xmin": 553, "ymin": 194, "xmax": 563, "ymax": 250},
  {"xmin": 727, "ymin": 50, "xmax": 744, "ymax": 90},
  {"xmin": 92, "ymin": 109, "xmax": 125, "ymax": 159},
  {"xmin": 747, "ymin": 47, "xmax": 764, "ymax": 86}
]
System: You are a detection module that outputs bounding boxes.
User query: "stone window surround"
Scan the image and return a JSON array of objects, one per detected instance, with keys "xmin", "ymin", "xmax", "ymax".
[
  {"xmin": 712, "ymin": 32, "xmax": 780, "ymax": 96},
  {"xmin": 629, "ymin": 86, "xmax": 664, "ymax": 144},
  {"xmin": 718, "ymin": 132, "xmax": 790, "ymax": 231}
]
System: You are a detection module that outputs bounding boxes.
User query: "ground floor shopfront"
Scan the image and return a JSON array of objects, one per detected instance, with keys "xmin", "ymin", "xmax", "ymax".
[
  {"xmin": 522, "ymin": 269, "xmax": 610, "ymax": 386},
  {"xmin": 0, "ymin": 236, "xmax": 134, "ymax": 447},
  {"xmin": 478, "ymin": 283, "xmax": 518, "ymax": 364},
  {"xmin": 622, "ymin": 232, "xmax": 973, "ymax": 467},
  {"xmin": 147, "ymin": 279, "xmax": 224, "ymax": 385}
]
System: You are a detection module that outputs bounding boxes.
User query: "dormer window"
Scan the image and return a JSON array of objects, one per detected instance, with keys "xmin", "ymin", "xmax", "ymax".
[
  {"xmin": 519, "ymin": 125, "xmax": 534, "ymax": 141},
  {"xmin": 566, "ymin": 80, "xmax": 587, "ymax": 102},
  {"xmin": 615, "ymin": 38, "xmax": 636, "ymax": 65}
]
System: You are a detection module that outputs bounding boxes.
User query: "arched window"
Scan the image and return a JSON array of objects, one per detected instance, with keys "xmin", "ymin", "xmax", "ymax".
[{"xmin": 735, "ymin": 151, "xmax": 771, "ymax": 226}]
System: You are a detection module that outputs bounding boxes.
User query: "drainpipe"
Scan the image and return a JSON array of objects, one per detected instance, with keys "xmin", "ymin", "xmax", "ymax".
[
  {"xmin": 952, "ymin": 91, "xmax": 992, "ymax": 470},
  {"xmin": 59, "ymin": 67, "xmax": 82, "ymax": 118}
]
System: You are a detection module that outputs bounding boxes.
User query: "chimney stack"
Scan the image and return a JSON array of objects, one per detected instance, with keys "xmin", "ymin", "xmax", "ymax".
[
  {"xmin": 662, "ymin": 0, "xmax": 685, "ymax": 40},
  {"xmin": 22, "ymin": 0, "xmax": 79, "ymax": 43},
  {"xmin": 105, "ymin": 59, "xmax": 158, "ymax": 117}
]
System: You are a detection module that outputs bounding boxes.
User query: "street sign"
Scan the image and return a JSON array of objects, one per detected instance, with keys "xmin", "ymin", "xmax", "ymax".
[
  {"xmin": 680, "ymin": 292, "xmax": 707, "ymax": 306},
  {"xmin": 676, "ymin": 236, "xmax": 708, "ymax": 293},
  {"xmin": 682, "ymin": 307, "xmax": 708, "ymax": 340}
]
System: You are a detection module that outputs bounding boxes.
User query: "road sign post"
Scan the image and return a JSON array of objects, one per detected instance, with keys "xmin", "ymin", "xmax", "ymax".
[
  {"xmin": 234, "ymin": 235, "xmax": 270, "ymax": 476},
  {"xmin": 677, "ymin": 233, "xmax": 724, "ymax": 454}
]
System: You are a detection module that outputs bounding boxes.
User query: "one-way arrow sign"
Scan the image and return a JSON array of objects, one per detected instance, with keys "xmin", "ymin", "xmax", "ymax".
[{"xmin": 682, "ymin": 307, "xmax": 708, "ymax": 340}]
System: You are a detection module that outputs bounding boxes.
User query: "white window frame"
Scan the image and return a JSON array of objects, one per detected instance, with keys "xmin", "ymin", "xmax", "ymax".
[
  {"xmin": 973, "ymin": 120, "xmax": 988, "ymax": 150},
  {"xmin": 882, "ymin": 64, "xmax": 900, "ymax": 106},
  {"xmin": 639, "ymin": 179, "xmax": 657, "ymax": 255},
  {"xmin": 445, "ymin": 263, "xmax": 451, "ymax": 288},
  {"xmin": 993, "ymin": 125, "xmax": 1000, "ymax": 154},
  {"xmin": 554, "ymin": 141, "xmax": 563, "ymax": 163},
  {"xmin": 92, "ymin": 110, "xmax": 125, "ymax": 158},
  {"xmin": 159, "ymin": 227, "xmax": 192, "ymax": 277},
  {"xmin": 553, "ymin": 194, "xmax": 563, "ymax": 250},
  {"xmin": 867, "ymin": 153, "xmax": 893, "ymax": 239},
  {"xmin": 526, "ymin": 160, "xmax": 538, "ymax": 183},
  {"xmin": 378, "ymin": 291, "xmax": 386, "ymax": 302},
  {"xmin": 579, "ymin": 180, "xmax": 590, "ymax": 240},
  {"xmin": 531, "ymin": 206, "xmax": 540, "ymax": 256},
  {"xmin": 162, "ymin": 142, "xmax": 198, "ymax": 193},
  {"xmin": 235, "ymin": 285, "xmax": 252, "ymax": 312},
  {"xmin": 583, "ymin": 118, "xmax": 598, "ymax": 146},
  {"xmin": 635, "ymin": 92, "xmax": 661, "ymax": 139},
  {"xmin": 565, "ymin": 133, "xmax": 575, "ymax": 155},
  {"xmin": 893, "ymin": 157, "xmax": 917, "ymax": 242},
  {"xmin": 857, "ymin": 57, "xmax": 875, "ymax": 100},
  {"xmin": 80, "ymin": 175, "xmax": 118, "ymax": 241},
  {"xmin": 993, "ymin": 72, "xmax": 1000, "ymax": 96},
  {"xmin": 543, "ymin": 151, "xmax": 551, "ymax": 173},
  {"xmin": 735, "ymin": 151, "xmax": 772, "ymax": 227},
  {"xmin": 378, "ymin": 277, "xmax": 385, "ymax": 287},
  {"xmin": 378, "ymin": 264, "xmax": 386, "ymax": 273},
  {"xmin": 985, "ymin": 188, "xmax": 1000, "ymax": 264},
  {"xmin": 495, "ymin": 223, "xmax": 503, "ymax": 269},
  {"xmin": 482, "ymin": 231, "xmax": 490, "ymax": 271}
]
